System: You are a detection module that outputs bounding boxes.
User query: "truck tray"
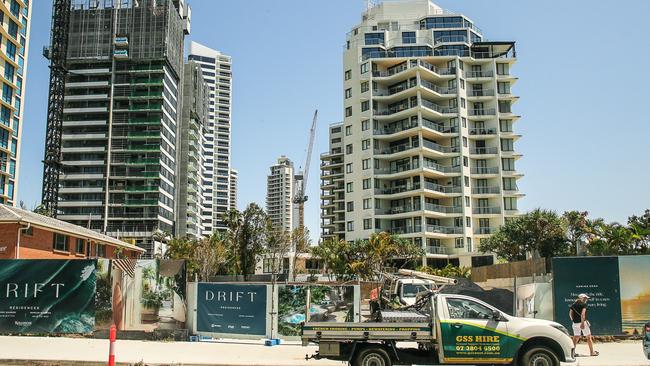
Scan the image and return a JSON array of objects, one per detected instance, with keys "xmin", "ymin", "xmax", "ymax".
[{"xmin": 302, "ymin": 321, "xmax": 434, "ymax": 343}]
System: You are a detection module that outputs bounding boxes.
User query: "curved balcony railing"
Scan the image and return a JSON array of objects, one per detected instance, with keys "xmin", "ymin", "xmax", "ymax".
[
  {"xmin": 464, "ymin": 70, "xmax": 494, "ymax": 78},
  {"xmin": 472, "ymin": 186, "xmax": 501, "ymax": 194},
  {"xmin": 423, "ymin": 139, "xmax": 460, "ymax": 154},
  {"xmin": 475, "ymin": 227, "xmax": 497, "ymax": 235},
  {"xmin": 423, "ymin": 160, "xmax": 461, "ymax": 174},
  {"xmin": 421, "ymin": 99, "xmax": 458, "ymax": 114},
  {"xmin": 424, "ymin": 203, "xmax": 463, "ymax": 214},
  {"xmin": 471, "ymin": 166, "xmax": 499, "ymax": 174},
  {"xmin": 374, "ymin": 143, "xmax": 418, "ymax": 155},
  {"xmin": 470, "ymin": 147, "xmax": 498, "ymax": 155},
  {"xmin": 473, "ymin": 206, "xmax": 501, "ymax": 214},
  {"xmin": 422, "ymin": 118, "xmax": 458, "ymax": 134},
  {"xmin": 426, "ymin": 225, "xmax": 464, "ymax": 235},
  {"xmin": 424, "ymin": 182, "xmax": 462, "ymax": 194},
  {"xmin": 468, "ymin": 89, "xmax": 495, "ymax": 97},
  {"xmin": 421, "ymin": 79, "xmax": 457, "ymax": 95},
  {"xmin": 468, "ymin": 108, "xmax": 497, "ymax": 116},
  {"xmin": 469, "ymin": 127, "xmax": 497, "ymax": 135}
]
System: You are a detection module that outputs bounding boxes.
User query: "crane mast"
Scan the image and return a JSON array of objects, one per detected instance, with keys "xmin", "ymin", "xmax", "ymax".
[
  {"xmin": 41, "ymin": 0, "xmax": 72, "ymax": 217},
  {"xmin": 294, "ymin": 110, "xmax": 318, "ymax": 229}
]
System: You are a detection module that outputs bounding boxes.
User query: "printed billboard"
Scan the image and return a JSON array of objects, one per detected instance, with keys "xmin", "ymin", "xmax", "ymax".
[
  {"xmin": 619, "ymin": 255, "xmax": 650, "ymax": 335},
  {"xmin": 0, "ymin": 259, "xmax": 96, "ymax": 334},
  {"xmin": 196, "ymin": 283, "xmax": 267, "ymax": 336},
  {"xmin": 552, "ymin": 257, "xmax": 622, "ymax": 335}
]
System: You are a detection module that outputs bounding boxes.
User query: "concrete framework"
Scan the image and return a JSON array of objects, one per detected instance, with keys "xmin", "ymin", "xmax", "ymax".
[
  {"xmin": 321, "ymin": 0, "xmax": 523, "ymax": 268},
  {"xmin": 177, "ymin": 61, "xmax": 209, "ymax": 238},
  {"xmin": 0, "ymin": 0, "xmax": 30, "ymax": 206},
  {"xmin": 51, "ymin": 0, "xmax": 190, "ymax": 257},
  {"xmin": 187, "ymin": 42, "xmax": 233, "ymax": 234}
]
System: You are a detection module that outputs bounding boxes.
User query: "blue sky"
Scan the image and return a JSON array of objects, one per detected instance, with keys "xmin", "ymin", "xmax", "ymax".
[{"xmin": 19, "ymin": 0, "xmax": 650, "ymax": 242}]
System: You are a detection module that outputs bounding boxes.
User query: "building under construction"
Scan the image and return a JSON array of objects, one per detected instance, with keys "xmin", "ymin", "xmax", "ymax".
[{"xmin": 47, "ymin": 0, "xmax": 190, "ymax": 257}]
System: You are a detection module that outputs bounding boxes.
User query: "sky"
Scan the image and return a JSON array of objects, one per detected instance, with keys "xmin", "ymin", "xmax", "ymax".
[{"xmin": 19, "ymin": 0, "xmax": 650, "ymax": 243}]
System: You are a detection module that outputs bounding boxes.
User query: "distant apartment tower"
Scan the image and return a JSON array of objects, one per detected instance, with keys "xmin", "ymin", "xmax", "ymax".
[
  {"xmin": 229, "ymin": 168, "xmax": 238, "ymax": 209},
  {"xmin": 0, "ymin": 0, "xmax": 31, "ymax": 206},
  {"xmin": 52, "ymin": 0, "xmax": 190, "ymax": 257},
  {"xmin": 187, "ymin": 42, "xmax": 233, "ymax": 234},
  {"xmin": 177, "ymin": 61, "xmax": 209, "ymax": 238},
  {"xmin": 267, "ymin": 156, "xmax": 296, "ymax": 232},
  {"xmin": 320, "ymin": 0, "xmax": 523, "ymax": 267}
]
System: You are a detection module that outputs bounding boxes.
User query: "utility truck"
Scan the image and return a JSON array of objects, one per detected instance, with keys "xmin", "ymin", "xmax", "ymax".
[{"xmin": 302, "ymin": 270, "xmax": 576, "ymax": 366}]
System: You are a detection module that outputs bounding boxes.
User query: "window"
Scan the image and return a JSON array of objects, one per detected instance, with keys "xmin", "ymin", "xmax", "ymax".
[
  {"xmin": 361, "ymin": 82, "xmax": 369, "ymax": 93},
  {"xmin": 503, "ymin": 177, "xmax": 517, "ymax": 191},
  {"xmin": 460, "ymin": 79, "xmax": 465, "ymax": 89},
  {"xmin": 344, "ymin": 69, "xmax": 351, "ymax": 80},
  {"xmin": 496, "ymin": 63, "xmax": 509, "ymax": 76},
  {"xmin": 362, "ymin": 158, "xmax": 370, "ymax": 170},
  {"xmin": 363, "ymin": 178, "xmax": 371, "ymax": 189},
  {"xmin": 465, "ymin": 196, "xmax": 470, "ymax": 207},
  {"xmin": 4, "ymin": 62, "xmax": 14, "ymax": 82},
  {"xmin": 263, "ymin": 258, "xmax": 281, "ymax": 274},
  {"xmin": 402, "ymin": 31, "xmax": 416, "ymax": 44},
  {"xmin": 504, "ymin": 197, "xmax": 517, "ymax": 211},
  {"xmin": 500, "ymin": 119, "xmax": 513, "ymax": 132},
  {"xmin": 345, "ymin": 125, "xmax": 352, "ymax": 135},
  {"xmin": 461, "ymin": 117, "xmax": 467, "ymax": 128},
  {"xmin": 346, "ymin": 182, "xmax": 353, "ymax": 193},
  {"xmin": 345, "ymin": 106, "xmax": 352, "ymax": 117},
  {"xmin": 463, "ymin": 156, "xmax": 468, "ymax": 167},
  {"xmin": 345, "ymin": 88, "xmax": 352, "ymax": 99},
  {"xmin": 464, "ymin": 176, "xmax": 470, "ymax": 187},
  {"xmin": 76, "ymin": 238, "xmax": 85, "ymax": 254},
  {"xmin": 347, "ymin": 221, "xmax": 354, "ymax": 232},
  {"xmin": 362, "ymin": 120, "xmax": 369, "ymax": 131},
  {"xmin": 8, "ymin": 20, "xmax": 18, "ymax": 39},
  {"xmin": 502, "ymin": 158, "xmax": 515, "ymax": 171},
  {"xmin": 466, "ymin": 237, "xmax": 472, "ymax": 252},
  {"xmin": 361, "ymin": 100, "xmax": 369, "ymax": 112},
  {"xmin": 363, "ymin": 219, "xmax": 372, "ymax": 230},
  {"xmin": 466, "ymin": 216, "xmax": 471, "ymax": 227},
  {"xmin": 2, "ymin": 83, "xmax": 12, "ymax": 104},
  {"xmin": 6, "ymin": 42, "xmax": 16, "ymax": 60},
  {"xmin": 346, "ymin": 144, "xmax": 353, "ymax": 154},
  {"xmin": 54, "ymin": 233, "xmax": 68, "ymax": 252},
  {"xmin": 462, "ymin": 137, "xmax": 468, "ymax": 148},
  {"xmin": 498, "ymin": 82, "xmax": 510, "ymax": 94},
  {"xmin": 460, "ymin": 98, "xmax": 466, "ymax": 108},
  {"xmin": 455, "ymin": 237, "xmax": 464, "ymax": 249},
  {"xmin": 501, "ymin": 138, "xmax": 514, "ymax": 151},
  {"xmin": 362, "ymin": 139, "xmax": 370, "ymax": 150},
  {"xmin": 364, "ymin": 33, "xmax": 384, "ymax": 45},
  {"xmin": 347, "ymin": 201, "xmax": 354, "ymax": 212},
  {"xmin": 346, "ymin": 163, "xmax": 353, "ymax": 173},
  {"xmin": 363, "ymin": 198, "xmax": 371, "ymax": 209},
  {"xmin": 360, "ymin": 62, "xmax": 369, "ymax": 74},
  {"xmin": 97, "ymin": 244, "xmax": 106, "ymax": 257}
]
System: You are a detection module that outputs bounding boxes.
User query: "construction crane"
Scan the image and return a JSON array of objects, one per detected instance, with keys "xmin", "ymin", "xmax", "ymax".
[
  {"xmin": 293, "ymin": 110, "xmax": 318, "ymax": 229},
  {"xmin": 41, "ymin": 0, "xmax": 72, "ymax": 217}
]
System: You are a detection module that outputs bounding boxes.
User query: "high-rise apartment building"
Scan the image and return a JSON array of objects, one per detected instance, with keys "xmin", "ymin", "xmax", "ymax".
[
  {"xmin": 267, "ymin": 156, "xmax": 296, "ymax": 233},
  {"xmin": 229, "ymin": 168, "xmax": 238, "ymax": 209},
  {"xmin": 0, "ymin": 0, "xmax": 31, "ymax": 206},
  {"xmin": 321, "ymin": 0, "xmax": 522, "ymax": 267},
  {"xmin": 177, "ymin": 61, "xmax": 209, "ymax": 238},
  {"xmin": 53, "ymin": 0, "xmax": 189, "ymax": 257},
  {"xmin": 187, "ymin": 42, "xmax": 233, "ymax": 234}
]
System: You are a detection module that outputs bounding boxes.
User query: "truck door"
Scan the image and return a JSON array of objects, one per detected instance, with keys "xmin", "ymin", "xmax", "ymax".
[{"xmin": 438, "ymin": 296, "xmax": 513, "ymax": 364}]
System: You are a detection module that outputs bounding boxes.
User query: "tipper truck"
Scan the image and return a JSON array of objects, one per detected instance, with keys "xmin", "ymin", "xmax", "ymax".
[{"xmin": 301, "ymin": 270, "xmax": 576, "ymax": 366}]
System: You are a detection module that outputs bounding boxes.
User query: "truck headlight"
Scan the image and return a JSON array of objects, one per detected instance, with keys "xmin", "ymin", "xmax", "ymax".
[{"xmin": 551, "ymin": 324, "xmax": 570, "ymax": 337}]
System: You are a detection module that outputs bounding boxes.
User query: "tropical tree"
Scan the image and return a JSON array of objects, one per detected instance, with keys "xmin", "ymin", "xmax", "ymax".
[
  {"xmin": 479, "ymin": 208, "xmax": 569, "ymax": 260},
  {"xmin": 222, "ymin": 203, "xmax": 268, "ymax": 277},
  {"xmin": 311, "ymin": 238, "xmax": 353, "ymax": 281},
  {"xmin": 562, "ymin": 210, "xmax": 591, "ymax": 255},
  {"xmin": 165, "ymin": 233, "xmax": 228, "ymax": 281},
  {"xmin": 587, "ymin": 222, "xmax": 635, "ymax": 256},
  {"xmin": 290, "ymin": 226, "xmax": 312, "ymax": 280},
  {"xmin": 628, "ymin": 209, "xmax": 650, "ymax": 253},
  {"xmin": 417, "ymin": 264, "xmax": 471, "ymax": 279},
  {"xmin": 264, "ymin": 223, "xmax": 291, "ymax": 276}
]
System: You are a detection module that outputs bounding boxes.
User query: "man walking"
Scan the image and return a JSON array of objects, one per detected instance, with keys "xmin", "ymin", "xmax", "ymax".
[{"xmin": 569, "ymin": 293, "xmax": 598, "ymax": 356}]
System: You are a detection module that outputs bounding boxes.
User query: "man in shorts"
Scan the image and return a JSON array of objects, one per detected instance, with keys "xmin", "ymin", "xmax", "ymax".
[{"xmin": 569, "ymin": 293, "xmax": 598, "ymax": 356}]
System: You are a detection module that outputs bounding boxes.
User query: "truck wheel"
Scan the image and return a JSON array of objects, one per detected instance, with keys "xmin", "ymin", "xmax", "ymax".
[
  {"xmin": 353, "ymin": 347, "xmax": 392, "ymax": 366},
  {"xmin": 519, "ymin": 346, "xmax": 560, "ymax": 366}
]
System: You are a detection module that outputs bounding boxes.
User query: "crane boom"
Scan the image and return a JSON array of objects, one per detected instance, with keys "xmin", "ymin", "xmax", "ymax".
[{"xmin": 301, "ymin": 109, "xmax": 318, "ymax": 195}]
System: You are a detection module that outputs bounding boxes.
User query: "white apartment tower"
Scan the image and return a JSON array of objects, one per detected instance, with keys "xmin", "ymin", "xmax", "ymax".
[
  {"xmin": 267, "ymin": 156, "xmax": 296, "ymax": 233},
  {"xmin": 188, "ymin": 42, "xmax": 233, "ymax": 234},
  {"xmin": 321, "ymin": 0, "xmax": 523, "ymax": 268}
]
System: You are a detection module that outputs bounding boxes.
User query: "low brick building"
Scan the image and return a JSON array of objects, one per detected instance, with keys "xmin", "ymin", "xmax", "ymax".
[{"xmin": 0, "ymin": 205, "xmax": 145, "ymax": 259}]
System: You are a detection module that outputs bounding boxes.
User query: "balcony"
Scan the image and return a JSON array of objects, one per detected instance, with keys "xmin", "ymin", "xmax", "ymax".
[
  {"xmin": 468, "ymin": 108, "xmax": 496, "ymax": 117},
  {"xmin": 373, "ymin": 121, "xmax": 418, "ymax": 135},
  {"xmin": 375, "ymin": 184, "xmax": 419, "ymax": 195},
  {"xmin": 475, "ymin": 227, "xmax": 497, "ymax": 235},
  {"xmin": 473, "ymin": 207, "xmax": 501, "ymax": 215},
  {"xmin": 374, "ymin": 143, "xmax": 418, "ymax": 155},
  {"xmin": 375, "ymin": 103, "xmax": 415, "ymax": 116},
  {"xmin": 374, "ymin": 164, "xmax": 416, "ymax": 175},
  {"xmin": 426, "ymin": 246, "xmax": 452, "ymax": 255},
  {"xmin": 426, "ymin": 225, "xmax": 463, "ymax": 235},
  {"xmin": 424, "ymin": 182, "xmax": 462, "ymax": 194},
  {"xmin": 468, "ymin": 89, "xmax": 495, "ymax": 97},
  {"xmin": 423, "ymin": 160, "xmax": 461, "ymax": 174},
  {"xmin": 375, "ymin": 205, "xmax": 417, "ymax": 215},
  {"xmin": 464, "ymin": 70, "xmax": 494, "ymax": 78},
  {"xmin": 422, "ymin": 118, "xmax": 458, "ymax": 134},
  {"xmin": 385, "ymin": 226, "xmax": 421, "ymax": 235},
  {"xmin": 371, "ymin": 60, "xmax": 455, "ymax": 78},
  {"xmin": 470, "ymin": 147, "xmax": 498, "ymax": 155},
  {"xmin": 471, "ymin": 166, "xmax": 499, "ymax": 175},
  {"xmin": 420, "ymin": 80, "xmax": 457, "ymax": 95},
  {"xmin": 421, "ymin": 100, "xmax": 458, "ymax": 115},
  {"xmin": 424, "ymin": 203, "xmax": 463, "ymax": 214},
  {"xmin": 472, "ymin": 186, "xmax": 501, "ymax": 195},
  {"xmin": 423, "ymin": 140, "xmax": 459, "ymax": 154},
  {"xmin": 469, "ymin": 127, "xmax": 497, "ymax": 136}
]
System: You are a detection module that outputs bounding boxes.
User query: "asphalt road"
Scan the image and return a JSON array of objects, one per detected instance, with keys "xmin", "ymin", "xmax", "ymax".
[{"xmin": 0, "ymin": 336, "xmax": 647, "ymax": 366}]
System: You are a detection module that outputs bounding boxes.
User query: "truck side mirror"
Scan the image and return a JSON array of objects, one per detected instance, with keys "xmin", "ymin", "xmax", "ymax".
[{"xmin": 491, "ymin": 309, "xmax": 502, "ymax": 321}]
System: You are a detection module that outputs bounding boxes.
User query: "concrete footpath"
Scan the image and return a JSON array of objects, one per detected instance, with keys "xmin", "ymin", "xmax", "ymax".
[{"xmin": 0, "ymin": 336, "xmax": 648, "ymax": 366}]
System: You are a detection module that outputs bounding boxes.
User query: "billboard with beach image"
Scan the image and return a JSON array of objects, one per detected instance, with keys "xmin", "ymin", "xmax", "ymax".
[{"xmin": 619, "ymin": 255, "xmax": 650, "ymax": 335}]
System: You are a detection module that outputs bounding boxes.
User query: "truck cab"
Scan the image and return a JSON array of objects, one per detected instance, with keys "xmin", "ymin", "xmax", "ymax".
[
  {"xmin": 383, "ymin": 277, "xmax": 434, "ymax": 306},
  {"xmin": 302, "ymin": 293, "xmax": 576, "ymax": 366}
]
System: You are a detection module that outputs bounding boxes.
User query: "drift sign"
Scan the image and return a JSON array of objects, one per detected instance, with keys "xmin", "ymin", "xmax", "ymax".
[{"xmin": 196, "ymin": 283, "xmax": 267, "ymax": 336}]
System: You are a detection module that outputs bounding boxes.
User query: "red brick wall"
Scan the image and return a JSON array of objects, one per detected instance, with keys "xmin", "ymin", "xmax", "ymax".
[{"xmin": 0, "ymin": 223, "xmax": 141, "ymax": 259}]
